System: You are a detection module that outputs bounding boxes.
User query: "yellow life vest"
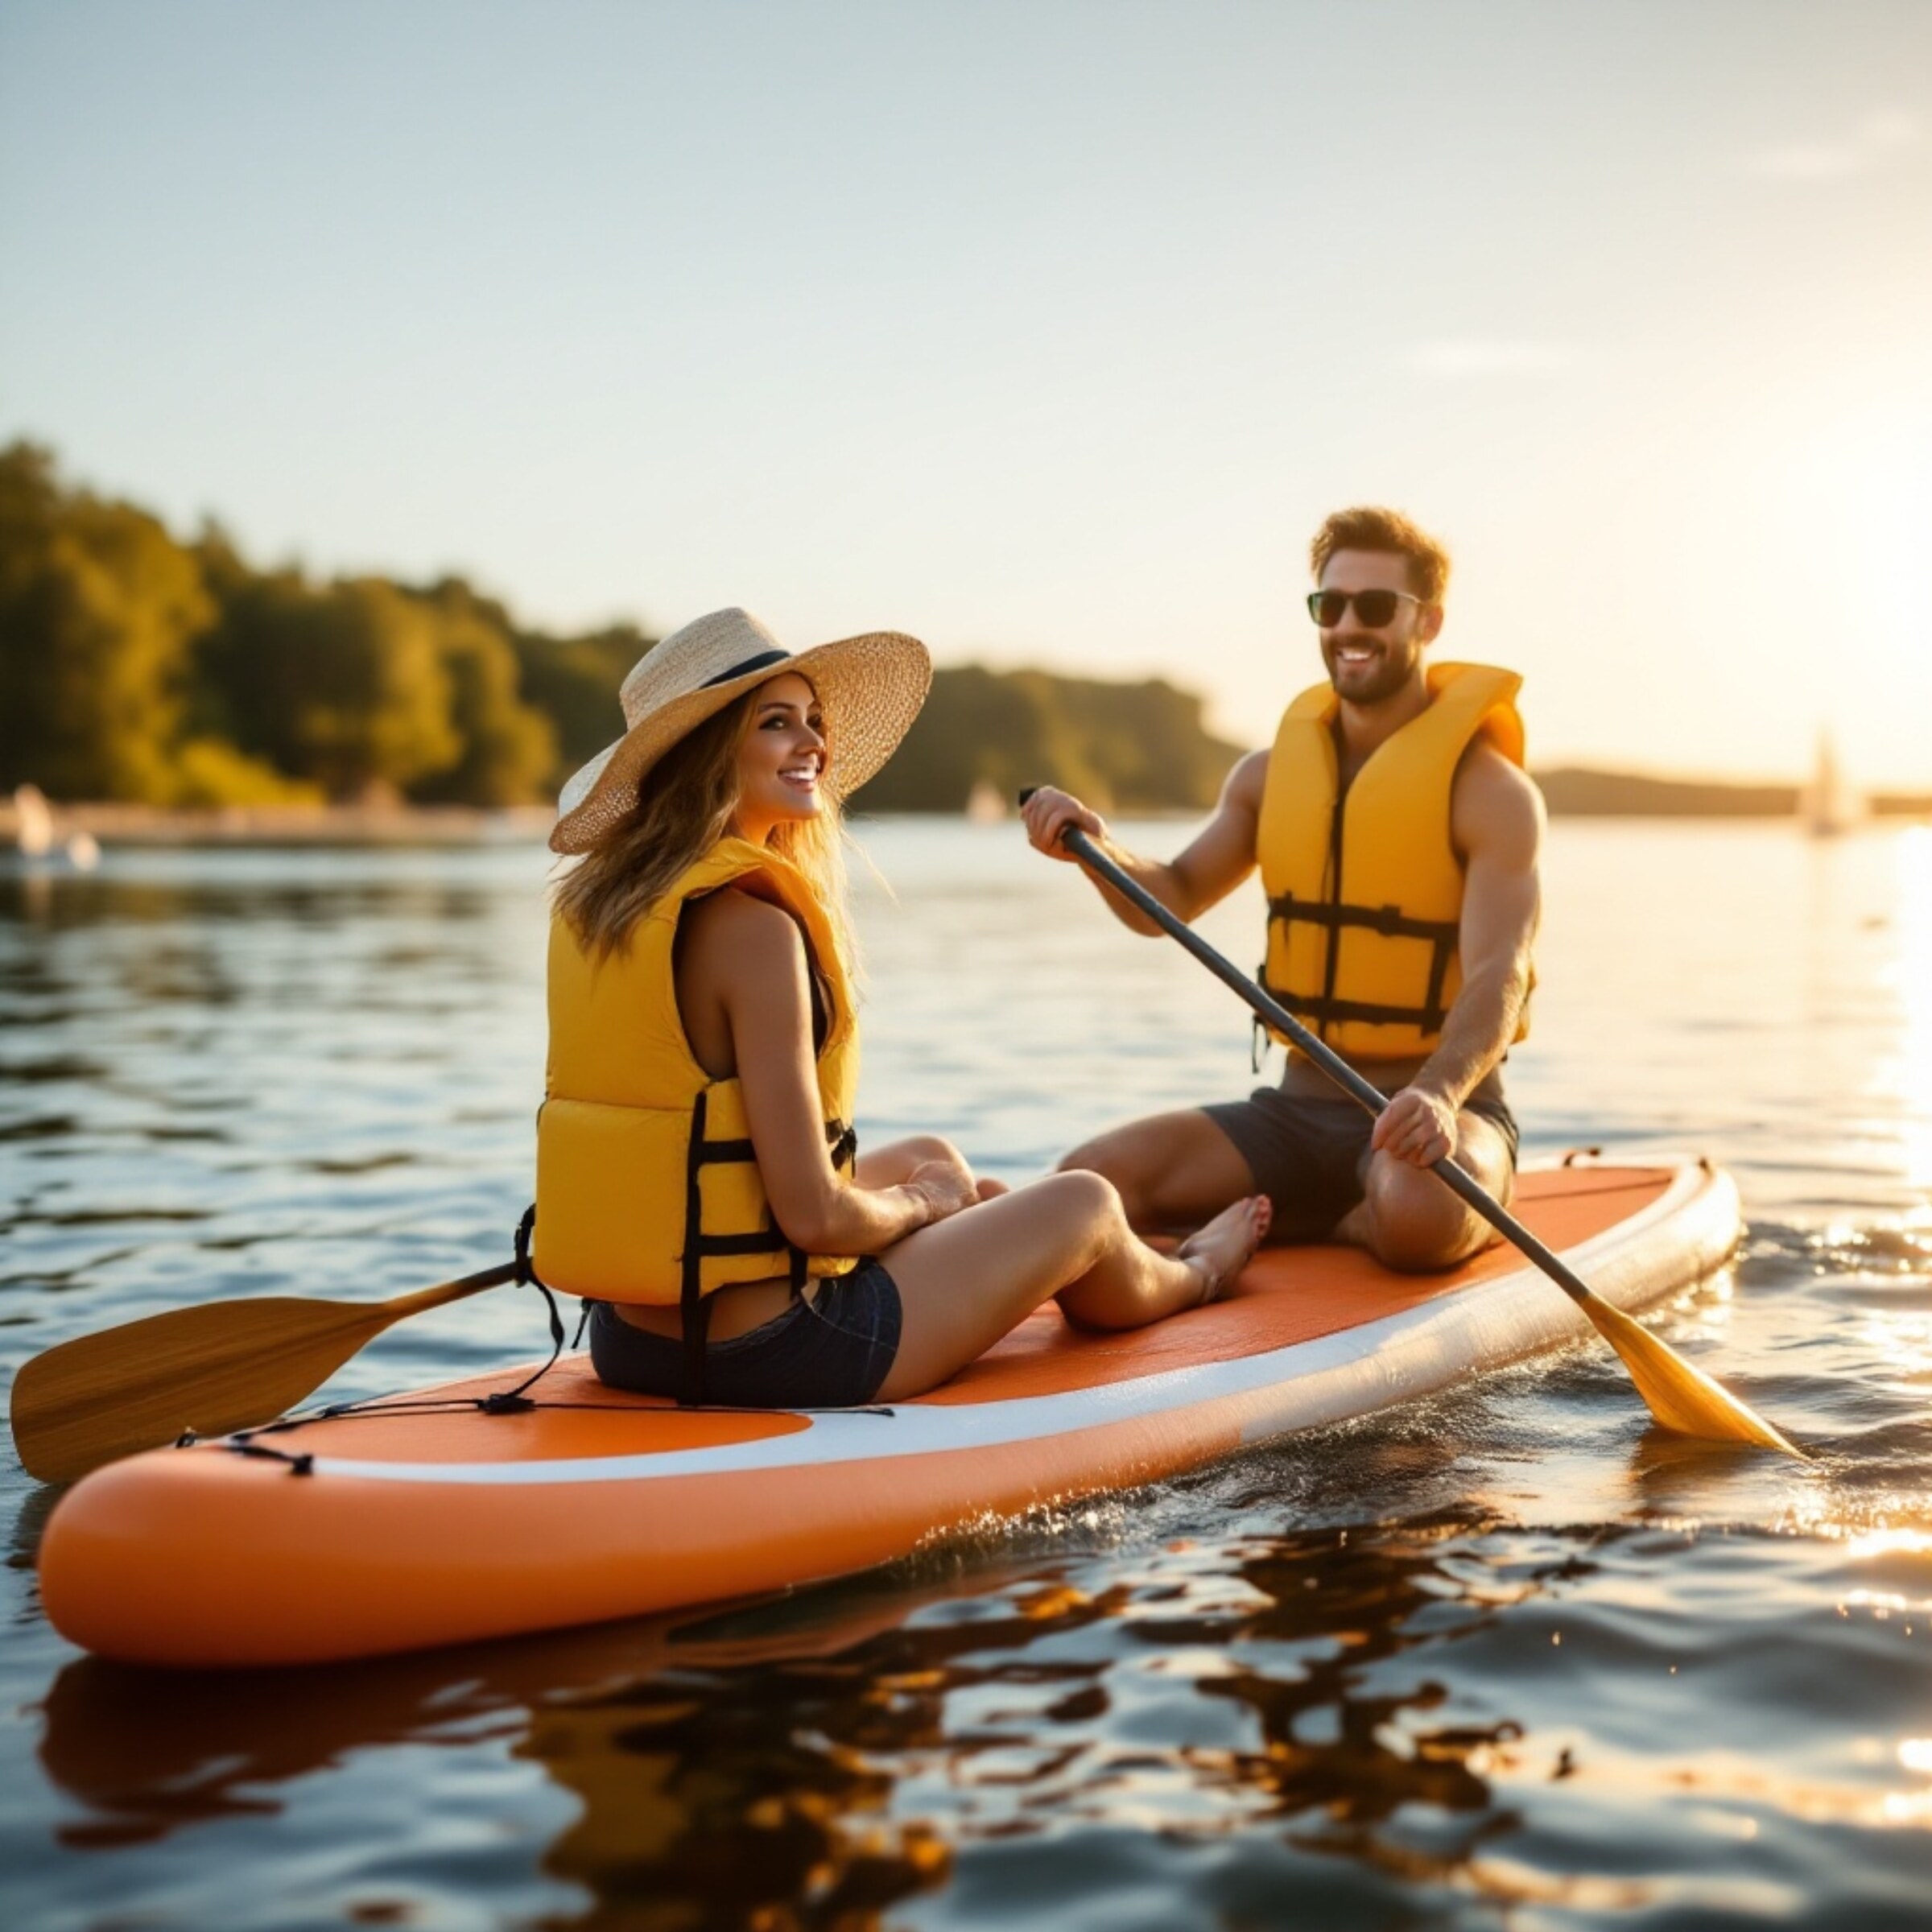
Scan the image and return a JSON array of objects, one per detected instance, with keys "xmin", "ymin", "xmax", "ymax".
[
  {"xmin": 532, "ymin": 838, "xmax": 861, "ymax": 1351},
  {"xmin": 1256, "ymin": 660, "xmax": 1530, "ymax": 1062}
]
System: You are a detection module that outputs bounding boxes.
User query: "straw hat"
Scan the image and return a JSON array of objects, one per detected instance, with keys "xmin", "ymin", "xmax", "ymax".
[{"xmin": 549, "ymin": 608, "xmax": 931, "ymax": 854}]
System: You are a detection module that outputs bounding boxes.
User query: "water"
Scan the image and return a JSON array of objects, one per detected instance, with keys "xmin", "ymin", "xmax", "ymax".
[{"xmin": 4, "ymin": 819, "xmax": 1931, "ymax": 1930}]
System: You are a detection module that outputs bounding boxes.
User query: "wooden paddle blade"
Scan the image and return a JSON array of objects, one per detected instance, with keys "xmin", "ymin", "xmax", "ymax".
[
  {"xmin": 1585, "ymin": 1296, "xmax": 1804, "ymax": 1457},
  {"xmin": 11, "ymin": 1264, "xmax": 522, "ymax": 1486},
  {"xmin": 10, "ymin": 1298, "xmax": 396, "ymax": 1485}
]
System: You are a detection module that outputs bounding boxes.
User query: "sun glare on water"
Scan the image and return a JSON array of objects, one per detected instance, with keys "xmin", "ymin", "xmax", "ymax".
[{"xmin": 1890, "ymin": 828, "xmax": 1932, "ymax": 1193}]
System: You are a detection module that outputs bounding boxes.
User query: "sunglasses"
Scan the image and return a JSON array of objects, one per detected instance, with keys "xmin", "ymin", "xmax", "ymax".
[{"xmin": 1306, "ymin": 588, "xmax": 1424, "ymax": 628}]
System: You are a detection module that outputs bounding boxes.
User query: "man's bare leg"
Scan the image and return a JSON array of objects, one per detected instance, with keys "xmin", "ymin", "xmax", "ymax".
[
  {"xmin": 1331, "ymin": 1110, "xmax": 1515, "ymax": 1271},
  {"xmin": 1055, "ymin": 1108, "xmax": 1258, "ymax": 1235}
]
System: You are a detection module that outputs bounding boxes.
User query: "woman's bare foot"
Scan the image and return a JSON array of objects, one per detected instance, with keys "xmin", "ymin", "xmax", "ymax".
[{"xmin": 1174, "ymin": 1195, "xmax": 1272, "ymax": 1306}]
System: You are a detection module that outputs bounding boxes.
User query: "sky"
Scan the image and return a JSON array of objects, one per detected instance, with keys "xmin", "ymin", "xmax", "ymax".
[{"xmin": 3, "ymin": 0, "xmax": 1930, "ymax": 783}]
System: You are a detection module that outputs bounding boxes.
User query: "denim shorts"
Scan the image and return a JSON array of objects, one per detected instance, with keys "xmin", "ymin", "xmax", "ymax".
[
  {"xmin": 1201, "ymin": 1073, "xmax": 1520, "ymax": 1244},
  {"xmin": 586, "ymin": 1257, "xmax": 902, "ymax": 1409}
]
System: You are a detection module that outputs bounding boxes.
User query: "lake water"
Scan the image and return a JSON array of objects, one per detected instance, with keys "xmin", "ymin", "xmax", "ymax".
[{"xmin": 4, "ymin": 818, "xmax": 1932, "ymax": 1930}]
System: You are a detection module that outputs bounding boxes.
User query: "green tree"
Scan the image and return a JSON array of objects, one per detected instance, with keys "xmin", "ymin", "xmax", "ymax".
[
  {"xmin": 0, "ymin": 443, "xmax": 1243, "ymax": 816},
  {"xmin": 851, "ymin": 664, "xmax": 1241, "ymax": 813},
  {"xmin": 196, "ymin": 572, "xmax": 461, "ymax": 798},
  {"xmin": 1015, "ymin": 670, "xmax": 1244, "ymax": 811},
  {"xmin": 510, "ymin": 622, "xmax": 654, "ymax": 788},
  {"xmin": 0, "ymin": 443, "xmax": 212, "ymax": 800},
  {"xmin": 407, "ymin": 584, "xmax": 557, "ymax": 804},
  {"xmin": 851, "ymin": 666, "xmax": 1059, "ymax": 812}
]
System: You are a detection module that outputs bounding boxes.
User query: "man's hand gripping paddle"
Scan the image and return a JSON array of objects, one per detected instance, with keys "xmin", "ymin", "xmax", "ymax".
[{"xmin": 1020, "ymin": 791, "xmax": 1801, "ymax": 1457}]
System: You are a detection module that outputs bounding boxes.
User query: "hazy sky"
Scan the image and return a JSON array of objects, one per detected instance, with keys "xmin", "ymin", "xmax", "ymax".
[{"xmin": 4, "ymin": 2, "xmax": 1930, "ymax": 782}]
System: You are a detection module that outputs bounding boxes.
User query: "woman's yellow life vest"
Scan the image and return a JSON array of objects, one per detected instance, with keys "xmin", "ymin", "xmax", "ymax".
[
  {"xmin": 532, "ymin": 837, "xmax": 861, "ymax": 1346},
  {"xmin": 1256, "ymin": 660, "xmax": 1530, "ymax": 1062}
]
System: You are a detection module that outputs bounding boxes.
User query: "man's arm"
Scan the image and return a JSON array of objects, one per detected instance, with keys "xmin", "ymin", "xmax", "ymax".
[
  {"xmin": 1372, "ymin": 744, "xmax": 1543, "ymax": 1166},
  {"xmin": 1021, "ymin": 749, "xmax": 1266, "ymax": 935}
]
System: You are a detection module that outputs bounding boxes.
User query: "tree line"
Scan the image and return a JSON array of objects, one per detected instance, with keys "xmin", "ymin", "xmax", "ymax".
[{"xmin": 0, "ymin": 443, "xmax": 1241, "ymax": 813}]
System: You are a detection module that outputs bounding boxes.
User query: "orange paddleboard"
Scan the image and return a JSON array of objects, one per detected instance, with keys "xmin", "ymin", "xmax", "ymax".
[{"xmin": 38, "ymin": 1159, "xmax": 1739, "ymax": 1669}]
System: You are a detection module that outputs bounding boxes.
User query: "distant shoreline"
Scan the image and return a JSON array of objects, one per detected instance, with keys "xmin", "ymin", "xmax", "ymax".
[
  {"xmin": 1535, "ymin": 766, "xmax": 1932, "ymax": 820},
  {"xmin": 2, "ymin": 802, "xmax": 559, "ymax": 848},
  {"xmin": 6, "ymin": 768, "xmax": 1932, "ymax": 848}
]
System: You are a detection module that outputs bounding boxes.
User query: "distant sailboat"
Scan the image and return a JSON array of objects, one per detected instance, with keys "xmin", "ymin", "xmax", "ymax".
[
  {"xmin": 1798, "ymin": 732, "xmax": 1862, "ymax": 837},
  {"xmin": 13, "ymin": 783, "xmax": 54, "ymax": 857},
  {"xmin": 11, "ymin": 784, "xmax": 102, "ymax": 870}
]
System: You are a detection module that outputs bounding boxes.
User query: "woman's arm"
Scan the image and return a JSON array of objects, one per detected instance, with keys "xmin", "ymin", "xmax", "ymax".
[{"xmin": 688, "ymin": 890, "xmax": 974, "ymax": 1255}]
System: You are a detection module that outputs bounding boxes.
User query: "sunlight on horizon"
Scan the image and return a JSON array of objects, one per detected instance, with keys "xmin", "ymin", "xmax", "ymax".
[
  {"xmin": 2, "ymin": 2, "xmax": 1929, "ymax": 784},
  {"xmin": 1776, "ymin": 407, "xmax": 1932, "ymax": 777}
]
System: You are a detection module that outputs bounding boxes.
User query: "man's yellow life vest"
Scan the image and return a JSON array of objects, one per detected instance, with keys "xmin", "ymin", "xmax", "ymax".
[
  {"xmin": 533, "ymin": 838, "xmax": 861, "ymax": 1349},
  {"xmin": 1256, "ymin": 660, "xmax": 1530, "ymax": 1062}
]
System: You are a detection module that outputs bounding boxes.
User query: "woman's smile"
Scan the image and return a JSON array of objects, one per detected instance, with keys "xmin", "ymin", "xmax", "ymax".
[{"xmin": 737, "ymin": 671, "xmax": 829, "ymax": 838}]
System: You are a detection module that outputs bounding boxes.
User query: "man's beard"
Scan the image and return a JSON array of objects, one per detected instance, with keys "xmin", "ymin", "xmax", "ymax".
[{"xmin": 1323, "ymin": 638, "xmax": 1414, "ymax": 705}]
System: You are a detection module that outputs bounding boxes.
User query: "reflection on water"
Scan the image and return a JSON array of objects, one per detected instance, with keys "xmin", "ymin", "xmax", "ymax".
[
  {"xmin": 26, "ymin": 1499, "xmax": 1932, "ymax": 1929},
  {"xmin": 5, "ymin": 824, "xmax": 1932, "ymax": 1928},
  {"xmin": 1887, "ymin": 828, "xmax": 1932, "ymax": 1192}
]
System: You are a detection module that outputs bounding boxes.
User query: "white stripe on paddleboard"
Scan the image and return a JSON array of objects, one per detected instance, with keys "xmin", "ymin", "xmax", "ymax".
[{"xmin": 275, "ymin": 1162, "xmax": 1732, "ymax": 1488}]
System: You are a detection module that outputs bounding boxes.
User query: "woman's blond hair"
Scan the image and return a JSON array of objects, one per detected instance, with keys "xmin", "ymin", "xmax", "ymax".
[{"xmin": 551, "ymin": 683, "xmax": 857, "ymax": 971}]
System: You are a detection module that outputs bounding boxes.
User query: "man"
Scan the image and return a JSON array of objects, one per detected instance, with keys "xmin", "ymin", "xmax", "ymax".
[{"xmin": 1022, "ymin": 506, "xmax": 1542, "ymax": 1270}]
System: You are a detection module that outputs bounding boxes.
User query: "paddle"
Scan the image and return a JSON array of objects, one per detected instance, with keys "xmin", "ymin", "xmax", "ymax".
[
  {"xmin": 9, "ymin": 1260, "xmax": 518, "ymax": 1485},
  {"xmin": 1020, "ymin": 793, "xmax": 1801, "ymax": 1456}
]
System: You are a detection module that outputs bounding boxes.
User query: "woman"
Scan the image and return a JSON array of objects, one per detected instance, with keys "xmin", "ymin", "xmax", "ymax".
[{"xmin": 534, "ymin": 608, "xmax": 1269, "ymax": 1409}]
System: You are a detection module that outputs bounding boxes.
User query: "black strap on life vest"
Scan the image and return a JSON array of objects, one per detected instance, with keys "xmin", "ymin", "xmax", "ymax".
[
  {"xmin": 494, "ymin": 1204, "xmax": 569, "ymax": 1411},
  {"xmin": 677, "ymin": 1089, "xmax": 857, "ymax": 1406},
  {"xmin": 1263, "ymin": 890, "xmax": 1459, "ymax": 1038}
]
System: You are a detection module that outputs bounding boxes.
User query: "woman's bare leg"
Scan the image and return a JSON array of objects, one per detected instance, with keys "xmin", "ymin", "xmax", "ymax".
[
  {"xmin": 1058, "ymin": 1192, "xmax": 1271, "ymax": 1331},
  {"xmin": 875, "ymin": 1171, "xmax": 1268, "ymax": 1402},
  {"xmin": 857, "ymin": 1133, "xmax": 1009, "ymax": 1204},
  {"xmin": 854, "ymin": 1134, "xmax": 968, "ymax": 1190}
]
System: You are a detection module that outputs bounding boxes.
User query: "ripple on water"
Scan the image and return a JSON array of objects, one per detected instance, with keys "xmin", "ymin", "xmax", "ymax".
[{"xmin": 5, "ymin": 827, "xmax": 1932, "ymax": 1929}]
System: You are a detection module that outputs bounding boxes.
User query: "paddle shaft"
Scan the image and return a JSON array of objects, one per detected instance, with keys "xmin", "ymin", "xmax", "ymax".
[
  {"xmin": 381, "ymin": 1261, "xmax": 521, "ymax": 1320},
  {"xmin": 1051, "ymin": 819, "xmax": 1598, "ymax": 1314}
]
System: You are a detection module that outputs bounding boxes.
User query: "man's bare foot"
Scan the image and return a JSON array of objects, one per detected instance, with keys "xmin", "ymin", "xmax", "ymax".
[
  {"xmin": 1174, "ymin": 1195, "xmax": 1273, "ymax": 1306},
  {"xmin": 974, "ymin": 1177, "xmax": 1011, "ymax": 1203}
]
